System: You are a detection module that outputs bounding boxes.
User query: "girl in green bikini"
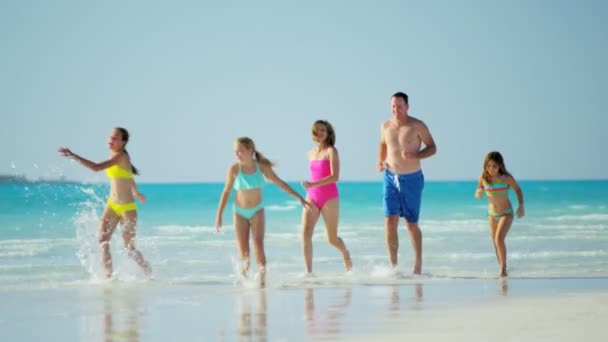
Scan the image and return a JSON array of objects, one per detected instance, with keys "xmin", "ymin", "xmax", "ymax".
[
  {"xmin": 215, "ymin": 137, "xmax": 309, "ymax": 285},
  {"xmin": 475, "ymin": 151, "xmax": 525, "ymax": 277},
  {"xmin": 58, "ymin": 127, "xmax": 151, "ymax": 279}
]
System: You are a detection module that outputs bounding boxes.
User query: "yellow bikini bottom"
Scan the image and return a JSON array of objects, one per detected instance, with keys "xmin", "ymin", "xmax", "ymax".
[{"xmin": 107, "ymin": 199, "xmax": 137, "ymax": 216}]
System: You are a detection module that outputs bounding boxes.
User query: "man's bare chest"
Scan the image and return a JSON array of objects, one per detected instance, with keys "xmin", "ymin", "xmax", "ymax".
[{"xmin": 386, "ymin": 126, "xmax": 419, "ymax": 144}]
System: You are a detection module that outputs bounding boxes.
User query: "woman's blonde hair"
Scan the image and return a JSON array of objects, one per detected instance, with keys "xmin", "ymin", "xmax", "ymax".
[{"xmin": 236, "ymin": 137, "xmax": 274, "ymax": 167}]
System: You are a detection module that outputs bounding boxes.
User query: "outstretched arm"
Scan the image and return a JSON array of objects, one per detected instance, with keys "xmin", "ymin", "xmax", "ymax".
[
  {"xmin": 215, "ymin": 165, "xmax": 237, "ymax": 231},
  {"xmin": 260, "ymin": 164, "xmax": 309, "ymax": 207},
  {"xmin": 58, "ymin": 147, "xmax": 121, "ymax": 172}
]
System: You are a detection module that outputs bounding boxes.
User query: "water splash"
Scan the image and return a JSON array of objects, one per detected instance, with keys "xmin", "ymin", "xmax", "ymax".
[
  {"xmin": 73, "ymin": 187, "xmax": 106, "ymax": 281},
  {"xmin": 231, "ymin": 256, "xmax": 264, "ymax": 288}
]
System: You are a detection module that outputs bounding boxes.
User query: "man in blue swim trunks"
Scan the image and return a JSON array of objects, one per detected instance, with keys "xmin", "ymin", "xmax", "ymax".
[{"xmin": 377, "ymin": 92, "xmax": 437, "ymax": 275}]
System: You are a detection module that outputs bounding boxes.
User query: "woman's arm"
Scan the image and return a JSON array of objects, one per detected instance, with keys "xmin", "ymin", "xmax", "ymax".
[
  {"xmin": 261, "ymin": 164, "xmax": 308, "ymax": 206},
  {"xmin": 130, "ymin": 179, "xmax": 146, "ymax": 202},
  {"xmin": 58, "ymin": 147, "xmax": 121, "ymax": 172}
]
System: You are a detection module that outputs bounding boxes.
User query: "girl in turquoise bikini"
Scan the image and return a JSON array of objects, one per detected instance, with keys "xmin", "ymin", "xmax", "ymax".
[
  {"xmin": 475, "ymin": 151, "xmax": 525, "ymax": 277},
  {"xmin": 215, "ymin": 137, "xmax": 309, "ymax": 285},
  {"xmin": 58, "ymin": 127, "xmax": 151, "ymax": 279}
]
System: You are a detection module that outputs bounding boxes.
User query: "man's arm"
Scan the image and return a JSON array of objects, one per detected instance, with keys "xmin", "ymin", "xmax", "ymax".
[
  {"xmin": 377, "ymin": 124, "xmax": 387, "ymax": 171},
  {"xmin": 416, "ymin": 121, "xmax": 437, "ymax": 159}
]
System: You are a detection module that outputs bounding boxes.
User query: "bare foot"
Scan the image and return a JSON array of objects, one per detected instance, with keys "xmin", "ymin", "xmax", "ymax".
[
  {"xmin": 500, "ymin": 267, "xmax": 508, "ymax": 278},
  {"xmin": 142, "ymin": 263, "xmax": 152, "ymax": 278},
  {"xmin": 391, "ymin": 268, "xmax": 406, "ymax": 278},
  {"xmin": 256, "ymin": 267, "xmax": 266, "ymax": 287},
  {"xmin": 343, "ymin": 250, "xmax": 353, "ymax": 271},
  {"xmin": 412, "ymin": 266, "xmax": 421, "ymax": 275},
  {"xmin": 240, "ymin": 259, "xmax": 250, "ymax": 279}
]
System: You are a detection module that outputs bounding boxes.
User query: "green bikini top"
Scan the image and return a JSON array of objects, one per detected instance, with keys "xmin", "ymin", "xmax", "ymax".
[{"xmin": 233, "ymin": 163, "xmax": 264, "ymax": 190}]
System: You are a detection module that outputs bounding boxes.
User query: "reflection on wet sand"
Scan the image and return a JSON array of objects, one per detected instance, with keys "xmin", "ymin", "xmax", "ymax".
[
  {"xmin": 102, "ymin": 287, "xmax": 140, "ymax": 342},
  {"xmin": 388, "ymin": 283, "xmax": 424, "ymax": 319},
  {"xmin": 304, "ymin": 287, "xmax": 352, "ymax": 338},
  {"xmin": 237, "ymin": 289, "xmax": 267, "ymax": 342},
  {"xmin": 499, "ymin": 277, "xmax": 509, "ymax": 296}
]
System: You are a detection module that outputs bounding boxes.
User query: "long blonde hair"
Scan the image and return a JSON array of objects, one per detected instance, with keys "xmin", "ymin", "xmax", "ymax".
[{"xmin": 236, "ymin": 137, "xmax": 274, "ymax": 167}]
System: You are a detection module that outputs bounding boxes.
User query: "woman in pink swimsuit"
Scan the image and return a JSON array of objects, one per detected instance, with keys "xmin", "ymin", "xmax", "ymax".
[{"xmin": 301, "ymin": 120, "xmax": 352, "ymax": 275}]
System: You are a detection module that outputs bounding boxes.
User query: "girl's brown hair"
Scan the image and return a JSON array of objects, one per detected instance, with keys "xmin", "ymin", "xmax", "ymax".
[
  {"xmin": 115, "ymin": 127, "xmax": 139, "ymax": 175},
  {"xmin": 311, "ymin": 120, "xmax": 336, "ymax": 146},
  {"xmin": 481, "ymin": 151, "xmax": 511, "ymax": 184}
]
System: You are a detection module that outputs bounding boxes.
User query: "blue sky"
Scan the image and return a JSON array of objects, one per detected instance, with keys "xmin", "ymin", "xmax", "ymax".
[{"xmin": 1, "ymin": 0, "xmax": 606, "ymax": 183}]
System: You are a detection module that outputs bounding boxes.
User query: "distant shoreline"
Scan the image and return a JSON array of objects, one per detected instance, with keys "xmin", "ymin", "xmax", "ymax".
[{"xmin": 0, "ymin": 175, "xmax": 78, "ymax": 184}]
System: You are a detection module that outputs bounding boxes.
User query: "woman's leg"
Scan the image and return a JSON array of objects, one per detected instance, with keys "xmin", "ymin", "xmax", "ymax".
[
  {"xmin": 301, "ymin": 199, "xmax": 321, "ymax": 274},
  {"xmin": 98, "ymin": 206, "xmax": 120, "ymax": 278},
  {"xmin": 320, "ymin": 198, "xmax": 351, "ymax": 271},
  {"xmin": 121, "ymin": 210, "xmax": 152, "ymax": 277}
]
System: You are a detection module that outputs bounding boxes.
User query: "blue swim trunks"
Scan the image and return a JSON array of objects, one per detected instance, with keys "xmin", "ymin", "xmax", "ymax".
[{"xmin": 383, "ymin": 169, "xmax": 424, "ymax": 223}]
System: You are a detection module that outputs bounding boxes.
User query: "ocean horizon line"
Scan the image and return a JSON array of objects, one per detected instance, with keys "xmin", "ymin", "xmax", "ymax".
[{"xmin": 2, "ymin": 178, "xmax": 607, "ymax": 186}]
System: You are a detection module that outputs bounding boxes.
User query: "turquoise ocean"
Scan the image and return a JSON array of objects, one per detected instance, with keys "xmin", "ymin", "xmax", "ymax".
[{"xmin": 1, "ymin": 179, "xmax": 607, "ymax": 290}]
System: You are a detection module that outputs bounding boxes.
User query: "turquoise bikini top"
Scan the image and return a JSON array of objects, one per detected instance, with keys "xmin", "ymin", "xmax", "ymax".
[{"xmin": 233, "ymin": 163, "xmax": 265, "ymax": 191}]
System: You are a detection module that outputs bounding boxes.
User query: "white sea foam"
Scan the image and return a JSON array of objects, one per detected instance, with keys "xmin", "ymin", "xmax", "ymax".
[
  {"xmin": 154, "ymin": 225, "xmax": 217, "ymax": 234},
  {"xmin": 548, "ymin": 213, "xmax": 608, "ymax": 222},
  {"xmin": 0, "ymin": 238, "xmax": 74, "ymax": 258},
  {"xmin": 266, "ymin": 204, "xmax": 298, "ymax": 211},
  {"xmin": 509, "ymin": 250, "xmax": 608, "ymax": 259},
  {"xmin": 568, "ymin": 204, "xmax": 588, "ymax": 210},
  {"xmin": 511, "ymin": 233, "xmax": 608, "ymax": 241}
]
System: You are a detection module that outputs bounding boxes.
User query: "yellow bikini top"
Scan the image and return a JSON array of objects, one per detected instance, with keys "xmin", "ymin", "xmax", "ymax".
[{"xmin": 106, "ymin": 164, "xmax": 133, "ymax": 179}]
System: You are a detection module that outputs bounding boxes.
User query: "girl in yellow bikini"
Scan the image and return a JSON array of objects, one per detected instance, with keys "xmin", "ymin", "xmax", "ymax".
[
  {"xmin": 215, "ymin": 137, "xmax": 309, "ymax": 286},
  {"xmin": 475, "ymin": 151, "xmax": 525, "ymax": 277},
  {"xmin": 58, "ymin": 127, "xmax": 151, "ymax": 279}
]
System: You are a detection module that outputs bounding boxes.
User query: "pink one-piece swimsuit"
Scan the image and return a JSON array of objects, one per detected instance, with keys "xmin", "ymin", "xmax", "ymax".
[{"xmin": 308, "ymin": 159, "xmax": 339, "ymax": 209}]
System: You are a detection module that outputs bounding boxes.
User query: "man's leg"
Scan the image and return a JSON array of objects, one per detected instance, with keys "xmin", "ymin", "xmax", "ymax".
[
  {"xmin": 406, "ymin": 221, "xmax": 422, "ymax": 274},
  {"xmin": 385, "ymin": 215, "xmax": 400, "ymax": 267}
]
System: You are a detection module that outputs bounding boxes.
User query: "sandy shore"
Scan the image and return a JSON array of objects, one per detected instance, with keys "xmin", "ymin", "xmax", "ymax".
[
  {"xmin": 342, "ymin": 291, "xmax": 608, "ymax": 342},
  {"xmin": 1, "ymin": 277, "xmax": 607, "ymax": 341}
]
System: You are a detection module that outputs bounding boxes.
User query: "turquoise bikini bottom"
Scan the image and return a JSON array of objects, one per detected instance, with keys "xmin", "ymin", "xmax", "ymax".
[{"xmin": 234, "ymin": 202, "xmax": 264, "ymax": 220}]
